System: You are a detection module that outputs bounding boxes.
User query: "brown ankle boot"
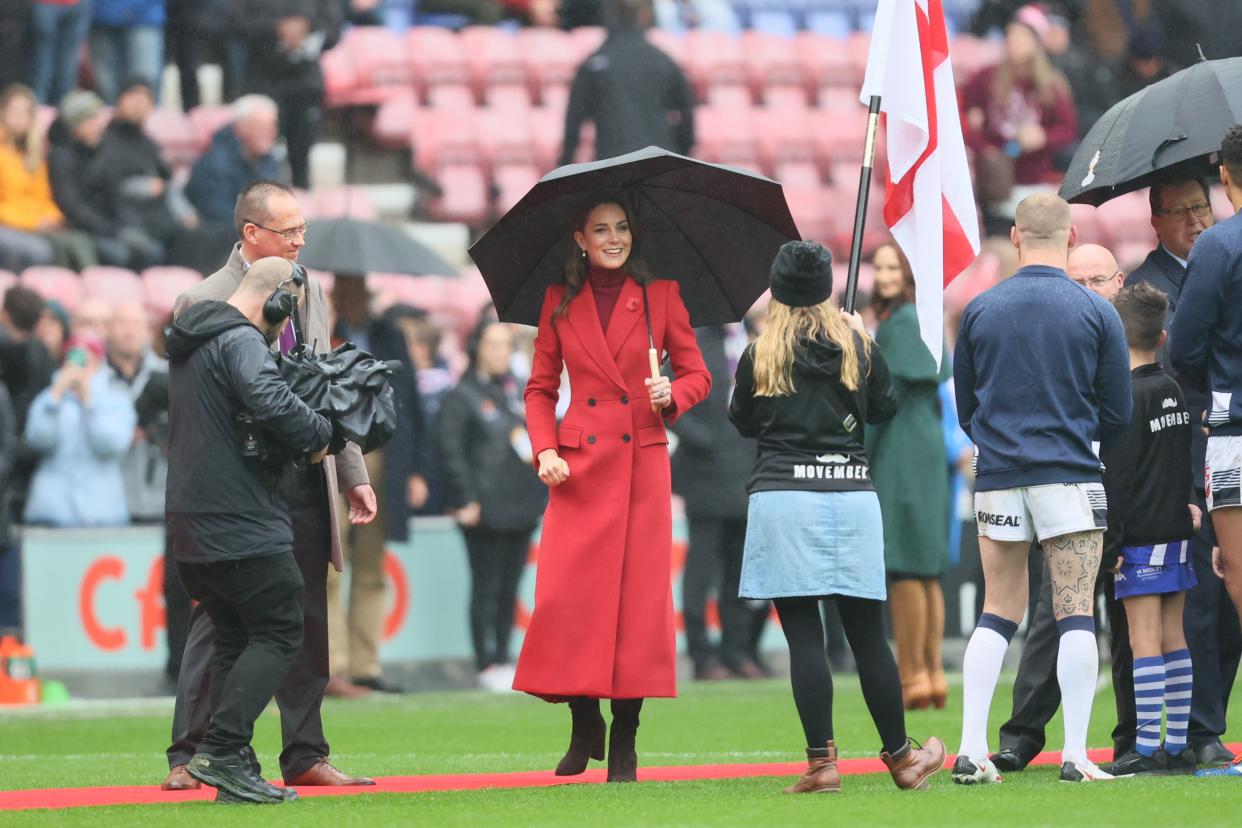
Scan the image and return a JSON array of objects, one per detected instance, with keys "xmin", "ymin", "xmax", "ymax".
[
  {"xmin": 890, "ymin": 581, "xmax": 932, "ymax": 710},
  {"xmin": 784, "ymin": 742, "xmax": 841, "ymax": 793},
  {"xmin": 606, "ymin": 699, "xmax": 642, "ymax": 782},
  {"xmin": 881, "ymin": 737, "xmax": 946, "ymax": 790},
  {"xmin": 555, "ymin": 697, "xmax": 606, "ymax": 776}
]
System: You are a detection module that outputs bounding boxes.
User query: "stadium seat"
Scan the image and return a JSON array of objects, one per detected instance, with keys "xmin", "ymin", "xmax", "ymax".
[
  {"xmin": 757, "ymin": 105, "xmax": 817, "ymax": 174},
  {"xmin": 320, "ymin": 41, "xmax": 359, "ymax": 107},
  {"xmin": 704, "ymin": 83, "xmax": 753, "ymax": 107},
  {"xmin": 1096, "ymin": 191, "xmax": 1156, "ymax": 246},
  {"xmin": 187, "ymin": 105, "xmax": 234, "ymax": 152},
  {"xmin": 140, "ymin": 266, "xmax": 202, "ymax": 317},
  {"xmin": 685, "ymin": 30, "xmax": 747, "ymax": 102},
  {"xmin": 569, "ymin": 26, "xmax": 606, "ymax": 59},
  {"xmin": 486, "ymin": 83, "xmax": 535, "ymax": 110},
  {"xmin": 810, "ymin": 107, "xmax": 870, "ymax": 170},
  {"xmin": 368, "ymin": 273, "xmax": 449, "ymax": 308},
  {"xmin": 144, "ymin": 107, "xmax": 201, "ymax": 167},
  {"xmin": 476, "ymin": 107, "xmax": 538, "ymax": 169},
  {"xmin": 372, "ymin": 92, "xmax": 418, "ymax": 149},
  {"xmin": 493, "ymin": 163, "xmax": 541, "ymax": 214},
  {"xmin": 1069, "ymin": 203, "xmax": 1105, "ymax": 246},
  {"xmin": 784, "ymin": 184, "xmax": 831, "ymax": 244},
  {"xmin": 795, "ymin": 32, "xmax": 859, "ymax": 95},
  {"xmin": 428, "ymin": 163, "xmax": 491, "ymax": 225},
  {"xmin": 407, "ymin": 26, "xmax": 472, "ymax": 104},
  {"xmin": 518, "ymin": 27, "xmax": 578, "ymax": 100},
  {"xmin": 426, "ymin": 83, "xmax": 477, "ymax": 110},
  {"xmin": 773, "ymin": 160, "xmax": 823, "ymax": 191},
  {"xmin": 81, "ymin": 266, "xmax": 144, "ymax": 305},
  {"xmin": 646, "ymin": 28, "xmax": 686, "ymax": 69},
  {"xmin": 1211, "ymin": 186, "xmax": 1233, "ymax": 220},
  {"xmin": 411, "ymin": 106, "xmax": 481, "ymax": 171},
  {"xmin": 763, "ymin": 85, "xmax": 811, "ymax": 110},
  {"xmin": 20, "ymin": 266, "xmax": 82, "ymax": 312},
  {"xmin": 313, "ymin": 187, "xmax": 379, "ymax": 221},
  {"xmin": 694, "ymin": 105, "xmax": 761, "ymax": 168},
  {"xmin": 461, "ymin": 26, "xmax": 527, "ymax": 94},
  {"xmin": 528, "ymin": 106, "xmax": 566, "ymax": 172},
  {"xmin": 344, "ymin": 26, "xmax": 412, "ymax": 93}
]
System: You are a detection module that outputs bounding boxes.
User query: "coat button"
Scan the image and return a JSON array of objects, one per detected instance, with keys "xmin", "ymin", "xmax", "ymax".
[
  {"xmin": 620, "ymin": 395, "xmax": 629, "ymax": 405},
  {"xmin": 587, "ymin": 398, "xmax": 596, "ymax": 407},
  {"xmin": 622, "ymin": 433, "xmax": 631, "ymax": 443},
  {"xmin": 587, "ymin": 435, "xmax": 596, "ymax": 445}
]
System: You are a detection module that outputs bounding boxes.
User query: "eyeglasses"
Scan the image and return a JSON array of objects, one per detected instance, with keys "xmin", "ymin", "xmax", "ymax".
[
  {"xmin": 1155, "ymin": 202, "xmax": 1211, "ymax": 222},
  {"xmin": 1075, "ymin": 272, "xmax": 1121, "ymax": 288},
  {"xmin": 246, "ymin": 219, "xmax": 309, "ymax": 241}
]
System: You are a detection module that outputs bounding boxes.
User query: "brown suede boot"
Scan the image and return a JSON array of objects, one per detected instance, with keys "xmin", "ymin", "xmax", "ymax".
[
  {"xmin": 890, "ymin": 581, "xmax": 932, "ymax": 710},
  {"xmin": 924, "ymin": 580, "xmax": 949, "ymax": 710},
  {"xmin": 555, "ymin": 697, "xmax": 606, "ymax": 776},
  {"xmin": 881, "ymin": 737, "xmax": 947, "ymax": 790},
  {"xmin": 606, "ymin": 699, "xmax": 643, "ymax": 783},
  {"xmin": 784, "ymin": 742, "xmax": 841, "ymax": 793}
]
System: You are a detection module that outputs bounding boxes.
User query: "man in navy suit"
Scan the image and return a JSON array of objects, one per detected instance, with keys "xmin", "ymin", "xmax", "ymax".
[{"xmin": 1126, "ymin": 176, "xmax": 1239, "ymax": 769}]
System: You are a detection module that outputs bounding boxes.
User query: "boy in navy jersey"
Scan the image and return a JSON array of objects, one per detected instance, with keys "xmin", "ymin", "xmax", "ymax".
[{"xmin": 1104, "ymin": 282, "xmax": 1201, "ymax": 776}]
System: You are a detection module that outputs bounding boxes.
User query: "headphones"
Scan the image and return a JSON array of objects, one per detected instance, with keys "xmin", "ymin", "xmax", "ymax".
[{"xmin": 263, "ymin": 263, "xmax": 306, "ymax": 325}]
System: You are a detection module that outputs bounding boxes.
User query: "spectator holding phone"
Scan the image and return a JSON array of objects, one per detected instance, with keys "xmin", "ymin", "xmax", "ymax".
[{"xmin": 22, "ymin": 331, "xmax": 135, "ymax": 527}]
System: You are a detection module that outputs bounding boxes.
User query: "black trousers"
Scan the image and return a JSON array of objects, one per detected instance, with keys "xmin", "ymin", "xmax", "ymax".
[
  {"xmin": 682, "ymin": 517, "xmax": 752, "ymax": 671},
  {"xmin": 168, "ymin": 480, "xmax": 334, "ymax": 780},
  {"xmin": 277, "ymin": 87, "xmax": 321, "ymax": 191},
  {"xmin": 462, "ymin": 526, "xmax": 533, "ymax": 671},
  {"xmin": 163, "ymin": 528, "xmax": 193, "ymax": 683},
  {"xmin": 998, "ymin": 549, "xmax": 1134, "ymax": 761},
  {"xmin": 175, "ymin": 550, "xmax": 304, "ymax": 759},
  {"xmin": 1185, "ymin": 509, "xmax": 1242, "ymax": 748}
]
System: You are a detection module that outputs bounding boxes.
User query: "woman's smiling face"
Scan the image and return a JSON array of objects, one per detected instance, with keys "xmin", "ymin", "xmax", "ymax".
[{"xmin": 574, "ymin": 202, "xmax": 632, "ymax": 270}]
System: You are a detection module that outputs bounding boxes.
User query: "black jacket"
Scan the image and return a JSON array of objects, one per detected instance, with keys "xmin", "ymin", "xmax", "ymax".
[
  {"xmin": 95, "ymin": 119, "xmax": 178, "ymax": 242},
  {"xmin": 165, "ymin": 301, "xmax": 331, "ymax": 563},
  {"xmin": 1101, "ymin": 364, "xmax": 1196, "ymax": 569},
  {"xmin": 367, "ymin": 313, "xmax": 426, "ymax": 542},
  {"xmin": 671, "ymin": 326, "xmax": 756, "ymax": 519},
  {"xmin": 438, "ymin": 371, "xmax": 545, "ymax": 532},
  {"xmin": 234, "ymin": 0, "xmax": 342, "ymax": 98},
  {"xmin": 1126, "ymin": 245, "xmax": 1209, "ymax": 490},
  {"xmin": 0, "ymin": 384, "xmax": 14, "ymax": 547},
  {"xmin": 46, "ymin": 120, "xmax": 120, "ymax": 236},
  {"xmin": 730, "ymin": 333, "xmax": 897, "ymax": 494},
  {"xmin": 559, "ymin": 26, "xmax": 695, "ymax": 166},
  {"xmin": 0, "ymin": 337, "xmax": 54, "ymax": 520}
]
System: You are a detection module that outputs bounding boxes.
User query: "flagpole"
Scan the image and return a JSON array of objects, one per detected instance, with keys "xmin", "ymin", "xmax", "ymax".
[{"xmin": 844, "ymin": 95, "xmax": 882, "ymax": 315}]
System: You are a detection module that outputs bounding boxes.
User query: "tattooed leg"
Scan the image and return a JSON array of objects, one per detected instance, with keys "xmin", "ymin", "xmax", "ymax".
[{"xmin": 1041, "ymin": 530, "xmax": 1103, "ymax": 621}]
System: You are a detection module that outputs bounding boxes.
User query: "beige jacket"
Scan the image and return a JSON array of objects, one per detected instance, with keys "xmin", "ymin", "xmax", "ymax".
[{"xmin": 173, "ymin": 244, "xmax": 368, "ymax": 571}]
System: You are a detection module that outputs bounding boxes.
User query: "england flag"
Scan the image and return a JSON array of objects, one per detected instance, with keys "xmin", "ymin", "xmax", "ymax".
[{"xmin": 861, "ymin": 0, "xmax": 980, "ymax": 367}]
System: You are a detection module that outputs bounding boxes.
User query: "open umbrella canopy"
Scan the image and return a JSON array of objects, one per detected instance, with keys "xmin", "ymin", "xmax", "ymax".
[
  {"xmin": 298, "ymin": 217, "xmax": 458, "ymax": 277},
  {"xmin": 1060, "ymin": 57, "xmax": 1242, "ymax": 206},
  {"xmin": 468, "ymin": 147, "xmax": 801, "ymax": 327}
]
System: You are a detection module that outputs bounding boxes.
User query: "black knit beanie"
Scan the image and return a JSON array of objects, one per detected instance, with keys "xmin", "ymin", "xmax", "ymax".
[{"xmin": 769, "ymin": 241, "xmax": 832, "ymax": 308}]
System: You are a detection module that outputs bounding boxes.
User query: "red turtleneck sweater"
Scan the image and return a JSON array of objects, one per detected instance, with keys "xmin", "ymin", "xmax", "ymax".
[{"xmin": 588, "ymin": 265, "xmax": 627, "ymax": 332}]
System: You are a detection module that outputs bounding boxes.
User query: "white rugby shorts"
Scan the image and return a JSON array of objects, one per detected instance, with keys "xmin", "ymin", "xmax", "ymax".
[
  {"xmin": 1206, "ymin": 435, "xmax": 1242, "ymax": 512},
  {"xmin": 974, "ymin": 482, "xmax": 1108, "ymax": 543}
]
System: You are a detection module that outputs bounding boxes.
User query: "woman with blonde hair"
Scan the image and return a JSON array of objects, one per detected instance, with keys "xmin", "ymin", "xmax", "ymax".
[
  {"xmin": 730, "ymin": 241, "xmax": 945, "ymax": 794},
  {"xmin": 865, "ymin": 242, "xmax": 954, "ymax": 710}
]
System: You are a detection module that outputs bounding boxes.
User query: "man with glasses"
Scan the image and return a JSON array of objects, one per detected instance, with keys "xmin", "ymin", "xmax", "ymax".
[
  {"xmin": 161, "ymin": 180, "xmax": 378, "ymax": 794},
  {"xmin": 1128, "ymin": 176, "xmax": 1239, "ymax": 770},
  {"xmin": 1069, "ymin": 243, "xmax": 1124, "ymax": 300}
]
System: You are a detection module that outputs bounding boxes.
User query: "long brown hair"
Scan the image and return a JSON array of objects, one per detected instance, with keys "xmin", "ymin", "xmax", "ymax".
[
  {"xmin": 869, "ymin": 242, "xmax": 916, "ymax": 321},
  {"xmin": 752, "ymin": 298, "xmax": 871, "ymax": 396},
  {"xmin": 0, "ymin": 84, "xmax": 44, "ymax": 173},
  {"xmin": 552, "ymin": 193, "xmax": 653, "ymax": 320},
  {"xmin": 992, "ymin": 23, "xmax": 1070, "ymax": 109}
]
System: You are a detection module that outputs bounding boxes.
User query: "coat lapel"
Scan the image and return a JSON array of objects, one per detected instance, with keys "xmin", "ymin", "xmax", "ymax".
[
  {"xmin": 568, "ymin": 280, "xmax": 627, "ymax": 390},
  {"xmin": 606, "ymin": 278, "xmax": 646, "ymax": 359}
]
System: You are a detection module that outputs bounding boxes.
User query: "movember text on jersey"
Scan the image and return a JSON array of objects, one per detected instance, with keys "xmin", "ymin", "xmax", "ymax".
[{"xmin": 792, "ymin": 452, "xmax": 871, "ymax": 482}]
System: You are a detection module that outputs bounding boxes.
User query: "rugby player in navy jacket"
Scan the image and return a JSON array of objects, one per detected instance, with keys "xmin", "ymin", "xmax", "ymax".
[{"xmin": 952, "ymin": 193, "xmax": 1132, "ymax": 785}]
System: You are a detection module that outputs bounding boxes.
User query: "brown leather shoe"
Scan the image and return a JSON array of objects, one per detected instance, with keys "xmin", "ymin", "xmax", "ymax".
[
  {"xmin": 324, "ymin": 675, "xmax": 373, "ymax": 699},
  {"xmin": 161, "ymin": 764, "xmax": 202, "ymax": 791},
  {"xmin": 784, "ymin": 742, "xmax": 840, "ymax": 793},
  {"xmin": 882, "ymin": 737, "xmax": 946, "ymax": 790},
  {"xmin": 284, "ymin": 759, "xmax": 376, "ymax": 787}
]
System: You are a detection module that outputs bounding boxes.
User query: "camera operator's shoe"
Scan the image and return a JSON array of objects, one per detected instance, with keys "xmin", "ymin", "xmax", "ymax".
[
  {"xmin": 951, "ymin": 754, "xmax": 1002, "ymax": 785},
  {"xmin": 187, "ymin": 752, "xmax": 292, "ymax": 804}
]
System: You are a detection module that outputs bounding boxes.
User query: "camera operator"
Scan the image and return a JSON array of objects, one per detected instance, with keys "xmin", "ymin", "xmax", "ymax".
[{"xmin": 164, "ymin": 257, "xmax": 331, "ymax": 804}]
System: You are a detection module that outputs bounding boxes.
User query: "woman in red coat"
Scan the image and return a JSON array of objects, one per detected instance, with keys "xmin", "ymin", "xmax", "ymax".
[{"xmin": 515, "ymin": 194, "xmax": 711, "ymax": 782}]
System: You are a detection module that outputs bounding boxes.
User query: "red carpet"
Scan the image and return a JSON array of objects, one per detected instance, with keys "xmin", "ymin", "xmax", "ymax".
[{"xmin": 5, "ymin": 743, "xmax": 1213, "ymax": 811}]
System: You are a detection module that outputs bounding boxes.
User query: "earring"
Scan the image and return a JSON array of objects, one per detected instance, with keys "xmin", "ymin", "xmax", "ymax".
[{"xmin": 580, "ymin": 248, "xmax": 587, "ymax": 259}]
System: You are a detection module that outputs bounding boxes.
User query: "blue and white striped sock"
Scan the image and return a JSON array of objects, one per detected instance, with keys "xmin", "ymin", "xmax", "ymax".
[
  {"xmin": 1133, "ymin": 656, "xmax": 1165, "ymax": 758},
  {"xmin": 1163, "ymin": 648, "xmax": 1193, "ymax": 755}
]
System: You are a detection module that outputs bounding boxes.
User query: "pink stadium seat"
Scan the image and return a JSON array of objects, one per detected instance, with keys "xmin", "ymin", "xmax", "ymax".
[
  {"xmin": 795, "ymin": 33, "xmax": 858, "ymax": 93},
  {"xmin": 1115, "ymin": 241, "xmax": 1154, "ymax": 272},
  {"xmin": 188, "ymin": 105, "xmax": 234, "ymax": 152},
  {"xmin": 704, "ymin": 83, "xmax": 753, "ymax": 107},
  {"xmin": 429, "ymin": 164, "xmax": 490, "ymax": 225},
  {"xmin": 1069, "ymin": 203, "xmax": 1105, "ymax": 246},
  {"xmin": 757, "ymin": 106, "xmax": 816, "ymax": 173},
  {"xmin": 570, "ymin": 27, "xmax": 606, "ymax": 59},
  {"xmin": 540, "ymin": 83, "xmax": 570, "ymax": 111},
  {"xmin": 20, "ymin": 266, "xmax": 82, "ymax": 312},
  {"xmin": 949, "ymin": 35, "xmax": 1003, "ymax": 85},
  {"xmin": 519, "ymin": 28, "xmax": 578, "ymax": 98},
  {"xmin": 818, "ymin": 86, "xmax": 866, "ymax": 113},
  {"xmin": 685, "ymin": 30, "xmax": 746, "ymax": 102},
  {"xmin": 408, "ymin": 26, "xmax": 472, "ymax": 97},
  {"xmin": 1211, "ymin": 186, "xmax": 1232, "ymax": 220},
  {"xmin": 1096, "ymin": 191, "xmax": 1155, "ymax": 246},
  {"xmin": 320, "ymin": 42, "xmax": 359, "ymax": 107},
  {"xmin": 742, "ymin": 31, "xmax": 804, "ymax": 99},
  {"xmin": 426, "ymin": 83, "xmax": 477, "ymax": 110},
  {"xmin": 141, "ymin": 266, "xmax": 202, "ymax": 317},
  {"xmin": 763, "ymin": 85, "xmax": 811, "ymax": 111},
  {"xmin": 784, "ymin": 184, "xmax": 830, "ymax": 243},
  {"xmin": 646, "ymin": 29, "xmax": 686, "ymax": 69},
  {"xmin": 774, "ymin": 160, "xmax": 822, "ymax": 191},
  {"xmin": 487, "ymin": 83, "xmax": 535, "ymax": 110},
  {"xmin": 695, "ymin": 105, "xmax": 761, "ymax": 168},
  {"xmin": 494, "ymin": 163, "xmax": 541, "ymax": 213},
  {"xmin": 477, "ymin": 107, "xmax": 538, "ymax": 168},
  {"xmin": 369, "ymin": 273, "xmax": 449, "ymax": 309},
  {"xmin": 81, "ymin": 266, "xmax": 144, "ymax": 305},
  {"xmin": 313, "ymin": 187, "xmax": 378, "ymax": 221},
  {"xmin": 144, "ymin": 107, "xmax": 201, "ymax": 167},
  {"xmin": 345, "ymin": 26, "xmax": 412, "ymax": 91},
  {"xmin": 811, "ymin": 108, "xmax": 870, "ymax": 170},
  {"xmin": 372, "ymin": 92, "xmax": 418, "ymax": 149},
  {"xmin": 412, "ymin": 106, "xmax": 481, "ymax": 171},
  {"xmin": 461, "ymin": 26, "xmax": 526, "ymax": 94}
]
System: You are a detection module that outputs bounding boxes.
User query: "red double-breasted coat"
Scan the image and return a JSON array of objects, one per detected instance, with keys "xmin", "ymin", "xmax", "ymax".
[{"xmin": 514, "ymin": 275, "xmax": 711, "ymax": 700}]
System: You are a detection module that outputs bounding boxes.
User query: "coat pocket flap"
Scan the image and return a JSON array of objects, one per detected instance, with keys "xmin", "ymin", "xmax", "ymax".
[
  {"xmin": 557, "ymin": 425, "xmax": 582, "ymax": 448},
  {"xmin": 637, "ymin": 425, "xmax": 668, "ymax": 447}
]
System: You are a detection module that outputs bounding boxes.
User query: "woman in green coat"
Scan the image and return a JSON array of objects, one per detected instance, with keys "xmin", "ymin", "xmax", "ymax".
[{"xmin": 864, "ymin": 242, "xmax": 952, "ymax": 711}]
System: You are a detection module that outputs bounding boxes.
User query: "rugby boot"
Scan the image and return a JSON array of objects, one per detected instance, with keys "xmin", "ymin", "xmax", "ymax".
[
  {"xmin": 784, "ymin": 742, "xmax": 840, "ymax": 793},
  {"xmin": 555, "ymin": 696, "xmax": 605, "ymax": 776},
  {"xmin": 951, "ymin": 754, "xmax": 1003, "ymax": 784},
  {"xmin": 606, "ymin": 698, "xmax": 642, "ymax": 783},
  {"xmin": 1059, "ymin": 758, "xmax": 1116, "ymax": 782},
  {"xmin": 882, "ymin": 737, "xmax": 946, "ymax": 790},
  {"xmin": 1162, "ymin": 747, "xmax": 1199, "ymax": 775}
]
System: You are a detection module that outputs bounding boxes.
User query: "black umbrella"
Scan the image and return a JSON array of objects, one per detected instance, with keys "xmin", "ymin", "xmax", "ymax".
[
  {"xmin": 467, "ymin": 146, "xmax": 801, "ymax": 327},
  {"xmin": 1060, "ymin": 56, "xmax": 1242, "ymax": 206},
  {"xmin": 298, "ymin": 217, "xmax": 458, "ymax": 276}
]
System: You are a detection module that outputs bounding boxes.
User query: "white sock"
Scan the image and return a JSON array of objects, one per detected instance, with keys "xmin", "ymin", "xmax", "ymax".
[
  {"xmin": 1056, "ymin": 627, "xmax": 1099, "ymax": 765},
  {"xmin": 959, "ymin": 618, "xmax": 1014, "ymax": 762}
]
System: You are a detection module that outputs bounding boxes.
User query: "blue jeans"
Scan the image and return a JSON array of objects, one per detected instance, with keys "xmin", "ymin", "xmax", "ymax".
[
  {"xmin": 29, "ymin": 0, "xmax": 94, "ymax": 105},
  {"xmin": 0, "ymin": 542, "xmax": 21, "ymax": 631},
  {"xmin": 89, "ymin": 24, "xmax": 164, "ymax": 103}
]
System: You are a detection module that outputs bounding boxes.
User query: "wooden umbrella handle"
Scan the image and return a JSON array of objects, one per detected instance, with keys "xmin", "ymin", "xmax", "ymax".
[{"xmin": 649, "ymin": 348, "xmax": 661, "ymax": 412}]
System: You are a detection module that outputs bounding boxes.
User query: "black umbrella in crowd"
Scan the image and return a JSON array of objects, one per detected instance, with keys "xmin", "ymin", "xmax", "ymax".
[
  {"xmin": 298, "ymin": 217, "xmax": 459, "ymax": 277},
  {"xmin": 1060, "ymin": 56, "xmax": 1242, "ymax": 206},
  {"xmin": 468, "ymin": 146, "xmax": 801, "ymax": 327}
]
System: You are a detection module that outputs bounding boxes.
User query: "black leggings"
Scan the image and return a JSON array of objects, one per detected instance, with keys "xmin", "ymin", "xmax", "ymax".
[
  {"xmin": 774, "ymin": 596, "xmax": 907, "ymax": 754},
  {"xmin": 463, "ymin": 527, "xmax": 532, "ymax": 671}
]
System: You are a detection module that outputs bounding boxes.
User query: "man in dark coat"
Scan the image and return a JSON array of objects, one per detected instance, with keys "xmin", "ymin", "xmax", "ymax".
[
  {"xmin": 558, "ymin": 0, "xmax": 694, "ymax": 166},
  {"xmin": 166, "ymin": 257, "xmax": 332, "ymax": 804},
  {"xmin": 671, "ymin": 324, "xmax": 762, "ymax": 679},
  {"xmin": 1126, "ymin": 177, "xmax": 1240, "ymax": 768},
  {"xmin": 185, "ymin": 96, "xmax": 283, "ymax": 223}
]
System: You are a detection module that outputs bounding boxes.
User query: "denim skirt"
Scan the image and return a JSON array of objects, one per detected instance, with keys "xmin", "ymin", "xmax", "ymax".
[{"xmin": 739, "ymin": 490, "xmax": 886, "ymax": 601}]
